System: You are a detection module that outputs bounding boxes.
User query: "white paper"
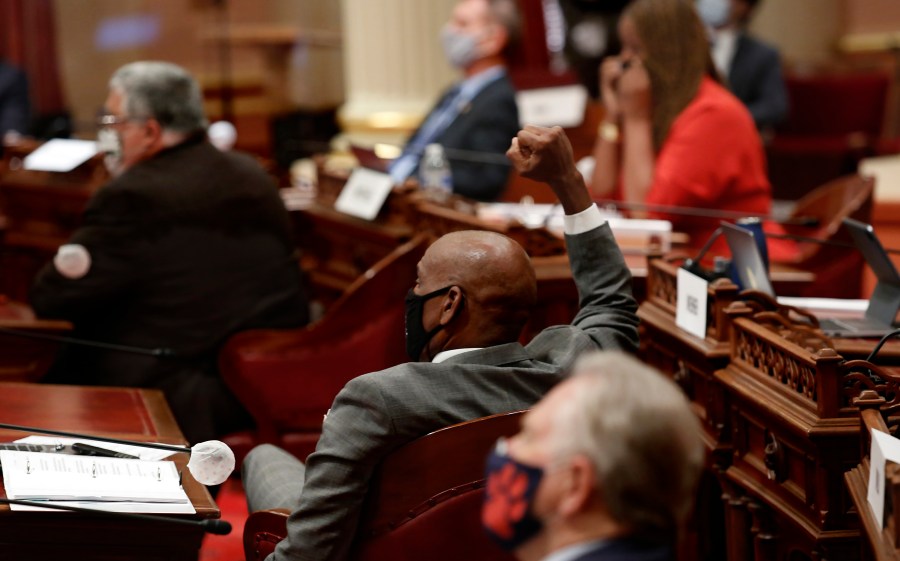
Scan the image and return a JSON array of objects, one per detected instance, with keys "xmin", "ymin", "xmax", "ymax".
[
  {"xmin": 516, "ymin": 85, "xmax": 588, "ymax": 128},
  {"xmin": 0, "ymin": 451, "xmax": 194, "ymax": 514},
  {"xmin": 868, "ymin": 429, "xmax": 900, "ymax": 529},
  {"xmin": 14, "ymin": 435, "xmax": 176, "ymax": 462},
  {"xmin": 23, "ymin": 139, "xmax": 98, "ymax": 172},
  {"xmin": 775, "ymin": 297, "xmax": 869, "ymax": 313},
  {"xmin": 860, "ymin": 154, "xmax": 900, "ymax": 203},
  {"xmin": 334, "ymin": 168, "xmax": 394, "ymax": 221},
  {"xmin": 676, "ymin": 267, "xmax": 709, "ymax": 339}
]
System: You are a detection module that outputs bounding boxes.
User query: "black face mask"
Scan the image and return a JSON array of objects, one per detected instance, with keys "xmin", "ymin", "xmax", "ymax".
[{"xmin": 404, "ymin": 285, "xmax": 454, "ymax": 361}]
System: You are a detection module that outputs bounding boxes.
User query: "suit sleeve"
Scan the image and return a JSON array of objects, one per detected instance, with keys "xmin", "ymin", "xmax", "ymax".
[
  {"xmin": 565, "ymin": 223, "xmax": 640, "ymax": 353},
  {"xmin": 271, "ymin": 376, "xmax": 399, "ymax": 561},
  {"xmin": 30, "ymin": 188, "xmax": 144, "ymax": 320},
  {"xmin": 448, "ymin": 90, "xmax": 518, "ymax": 202}
]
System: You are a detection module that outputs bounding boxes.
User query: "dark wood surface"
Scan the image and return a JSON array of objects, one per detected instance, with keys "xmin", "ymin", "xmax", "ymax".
[
  {"xmin": 845, "ymin": 391, "xmax": 900, "ymax": 561},
  {"xmin": 0, "ymin": 297, "xmax": 72, "ymax": 382},
  {"xmin": 637, "ymin": 257, "xmax": 900, "ymax": 561},
  {"xmin": 0, "ymin": 382, "xmax": 219, "ymax": 561}
]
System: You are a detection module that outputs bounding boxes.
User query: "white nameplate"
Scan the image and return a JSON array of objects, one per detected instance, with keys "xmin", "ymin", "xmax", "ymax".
[
  {"xmin": 675, "ymin": 267, "xmax": 709, "ymax": 340},
  {"xmin": 516, "ymin": 85, "xmax": 588, "ymax": 128},
  {"xmin": 868, "ymin": 429, "xmax": 900, "ymax": 529},
  {"xmin": 334, "ymin": 168, "xmax": 394, "ymax": 221}
]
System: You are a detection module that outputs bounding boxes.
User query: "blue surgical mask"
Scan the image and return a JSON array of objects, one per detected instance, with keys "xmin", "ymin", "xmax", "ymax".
[
  {"xmin": 441, "ymin": 26, "xmax": 481, "ymax": 69},
  {"xmin": 481, "ymin": 439, "xmax": 545, "ymax": 551},
  {"xmin": 696, "ymin": 0, "xmax": 731, "ymax": 29}
]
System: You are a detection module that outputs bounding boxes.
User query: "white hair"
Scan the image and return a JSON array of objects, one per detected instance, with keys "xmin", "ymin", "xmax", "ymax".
[
  {"xmin": 552, "ymin": 352, "xmax": 704, "ymax": 539},
  {"xmin": 109, "ymin": 61, "xmax": 208, "ymax": 134}
]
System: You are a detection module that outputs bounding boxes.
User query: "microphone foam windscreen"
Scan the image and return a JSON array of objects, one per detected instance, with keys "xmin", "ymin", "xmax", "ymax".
[{"xmin": 187, "ymin": 440, "xmax": 235, "ymax": 486}]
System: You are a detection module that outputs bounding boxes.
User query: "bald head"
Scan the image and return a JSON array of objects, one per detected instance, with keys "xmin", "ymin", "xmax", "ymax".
[{"xmin": 418, "ymin": 230, "xmax": 536, "ymax": 346}]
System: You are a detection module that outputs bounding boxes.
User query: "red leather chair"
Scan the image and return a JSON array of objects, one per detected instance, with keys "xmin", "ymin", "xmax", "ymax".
[
  {"xmin": 243, "ymin": 410, "xmax": 523, "ymax": 561},
  {"xmin": 219, "ymin": 235, "xmax": 428, "ymax": 463},
  {"xmin": 767, "ymin": 71, "xmax": 890, "ymax": 200},
  {"xmin": 768, "ymin": 174, "xmax": 874, "ymax": 298}
]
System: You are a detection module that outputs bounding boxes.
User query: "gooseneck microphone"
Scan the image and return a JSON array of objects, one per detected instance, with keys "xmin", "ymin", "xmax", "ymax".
[
  {"xmin": 0, "ymin": 498, "xmax": 232, "ymax": 535},
  {"xmin": 0, "ymin": 423, "xmax": 189, "ymax": 454},
  {"xmin": 0, "ymin": 423, "xmax": 235, "ymax": 486},
  {"xmin": 0, "ymin": 326, "xmax": 176, "ymax": 358},
  {"xmin": 681, "ymin": 226, "xmax": 724, "ymax": 278}
]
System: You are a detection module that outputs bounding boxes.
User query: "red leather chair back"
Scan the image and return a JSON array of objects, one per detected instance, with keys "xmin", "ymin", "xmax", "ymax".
[
  {"xmin": 767, "ymin": 71, "xmax": 890, "ymax": 200},
  {"xmin": 220, "ymin": 235, "xmax": 428, "ymax": 462},
  {"xmin": 243, "ymin": 411, "xmax": 524, "ymax": 561},
  {"xmin": 780, "ymin": 72, "xmax": 889, "ymax": 137},
  {"xmin": 770, "ymin": 174, "xmax": 874, "ymax": 298}
]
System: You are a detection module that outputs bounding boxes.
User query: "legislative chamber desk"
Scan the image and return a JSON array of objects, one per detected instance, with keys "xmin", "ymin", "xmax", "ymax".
[
  {"xmin": 291, "ymin": 173, "xmax": 815, "ymax": 336},
  {"xmin": 0, "ymin": 140, "xmax": 106, "ymax": 302},
  {"xmin": 640, "ymin": 257, "xmax": 900, "ymax": 561},
  {"xmin": 0, "ymin": 382, "xmax": 219, "ymax": 561}
]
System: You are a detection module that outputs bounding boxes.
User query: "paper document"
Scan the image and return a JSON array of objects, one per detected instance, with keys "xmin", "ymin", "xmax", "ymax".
[
  {"xmin": 22, "ymin": 139, "xmax": 98, "ymax": 172},
  {"xmin": 476, "ymin": 202, "xmax": 671, "ymax": 253},
  {"xmin": 776, "ymin": 297, "xmax": 869, "ymax": 313},
  {"xmin": 0, "ymin": 451, "xmax": 194, "ymax": 514}
]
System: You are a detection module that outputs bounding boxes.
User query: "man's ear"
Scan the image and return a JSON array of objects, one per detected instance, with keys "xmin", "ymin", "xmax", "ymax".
[
  {"xmin": 439, "ymin": 285, "xmax": 465, "ymax": 325},
  {"xmin": 141, "ymin": 118, "xmax": 164, "ymax": 150},
  {"xmin": 558, "ymin": 455, "xmax": 597, "ymax": 517}
]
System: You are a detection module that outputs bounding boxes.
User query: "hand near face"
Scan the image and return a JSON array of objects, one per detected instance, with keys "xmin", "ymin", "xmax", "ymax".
[
  {"xmin": 617, "ymin": 58, "xmax": 652, "ymax": 121},
  {"xmin": 599, "ymin": 56, "xmax": 624, "ymax": 120}
]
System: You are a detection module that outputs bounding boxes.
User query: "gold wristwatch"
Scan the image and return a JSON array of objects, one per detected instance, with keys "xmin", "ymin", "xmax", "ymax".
[{"xmin": 599, "ymin": 120, "xmax": 620, "ymax": 143}]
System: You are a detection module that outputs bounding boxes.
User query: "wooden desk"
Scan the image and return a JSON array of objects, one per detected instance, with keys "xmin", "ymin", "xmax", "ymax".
[
  {"xmin": 637, "ymin": 257, "xmax": 900, "ymax": 561},
  {"xmin": 0, "ymin": 298, "xmax": 71, "ymax": 382},
  {"xmin": 844, "ymin": 390, "xmax": 900, "ymax": 561},
  {"xmin": 0, "ymin": 147, "xmax": 105, "ymax": 301},
  {"xmin": 0, "ymin": 382, "xmax": 219, "ymax": 560}
]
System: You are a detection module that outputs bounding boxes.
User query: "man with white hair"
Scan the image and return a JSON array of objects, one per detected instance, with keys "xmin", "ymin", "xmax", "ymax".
[
  {"xmin": 31, "ymin": 61, "xmax": 309, "ymax": 444},
  {"xmin": 482, "ymin": 352, "xmax": 704, "ymax": 561}
]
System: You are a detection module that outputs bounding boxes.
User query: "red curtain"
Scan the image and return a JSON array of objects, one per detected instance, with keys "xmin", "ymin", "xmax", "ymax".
[{"xmin": 0, "ymin": 0, "xmax": 66, "ymax": 115}]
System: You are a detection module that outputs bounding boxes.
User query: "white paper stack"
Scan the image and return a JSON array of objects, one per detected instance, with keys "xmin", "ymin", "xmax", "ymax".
[{"xmin": 0, "ymin": 450, "xmax": 194, "ymax": 514}]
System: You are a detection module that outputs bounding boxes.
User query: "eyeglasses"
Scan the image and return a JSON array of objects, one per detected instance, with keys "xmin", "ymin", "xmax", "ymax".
[{"xmin": 96, "ymin": 114, "xmax": 146, "ymax": 128}]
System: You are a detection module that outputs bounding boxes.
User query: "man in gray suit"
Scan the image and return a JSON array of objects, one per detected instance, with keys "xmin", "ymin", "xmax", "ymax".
[{"xmin": 242, "ymin": 125, "xmax": 640, "ymax": 561}]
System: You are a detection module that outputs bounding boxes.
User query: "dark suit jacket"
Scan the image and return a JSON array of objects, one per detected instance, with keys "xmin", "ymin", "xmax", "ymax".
[
  {"xmin": 569, "ymin": 539, "xmax": 673, "ymax": 561},
  {"xmin": 0, "ymin": 61, "xmax": 29, "ymax": 136},
  {"xmin": 412, "ymin": 72, "xmax": 519, "ymax": 201},
  {"xmin": 31, "ymin": 136, "xmax": 309, "ymax": 443},
  {"xmin": 257, "ymin": 222, "xmax": 640, "ymax": 561},
  {"xmin": 728, "ymin": 33, "xmax": 788, "ymax": 130}
]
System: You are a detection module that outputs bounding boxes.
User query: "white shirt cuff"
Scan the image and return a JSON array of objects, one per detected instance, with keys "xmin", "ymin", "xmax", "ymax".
[{"xmin": 564, "ymin": 204, "xmax": 605, "ymax": 235}]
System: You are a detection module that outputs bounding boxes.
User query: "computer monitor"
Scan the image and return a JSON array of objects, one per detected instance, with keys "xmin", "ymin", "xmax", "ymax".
[{"xmin": 721, "ymin": 221, "xmax": 775, "ymax": 297}]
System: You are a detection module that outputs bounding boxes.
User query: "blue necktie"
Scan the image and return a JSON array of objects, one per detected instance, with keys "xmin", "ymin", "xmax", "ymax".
[{"xmin": 389, "ymin": 85, "xmax": 464, "ymax": 183}]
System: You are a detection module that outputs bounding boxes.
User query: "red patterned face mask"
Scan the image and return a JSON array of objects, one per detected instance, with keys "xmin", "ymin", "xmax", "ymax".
[{"xmin": 481, "ymin": 438, "xmax": 544, "ymax": 551}]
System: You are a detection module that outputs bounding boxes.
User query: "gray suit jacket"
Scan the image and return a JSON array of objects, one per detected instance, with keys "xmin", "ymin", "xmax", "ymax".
[{"xmin": 268, "ymin": 222, "xmax": 639, "ymax": 561}]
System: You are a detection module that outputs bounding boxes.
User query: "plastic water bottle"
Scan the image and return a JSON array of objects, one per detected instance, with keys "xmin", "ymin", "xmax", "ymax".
[{"xmin": 420, "ymin": 143, "xmax": 453, "ymax": 202}]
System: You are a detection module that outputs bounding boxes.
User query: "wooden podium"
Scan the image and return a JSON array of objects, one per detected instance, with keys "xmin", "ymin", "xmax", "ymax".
[
  {"xmin": 638, "ymin": 256, "xmax": 900, "ymax": 561},
  {"xmin": 0, "ymin": 382, "xmax": 219, "ymax": 560}
]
